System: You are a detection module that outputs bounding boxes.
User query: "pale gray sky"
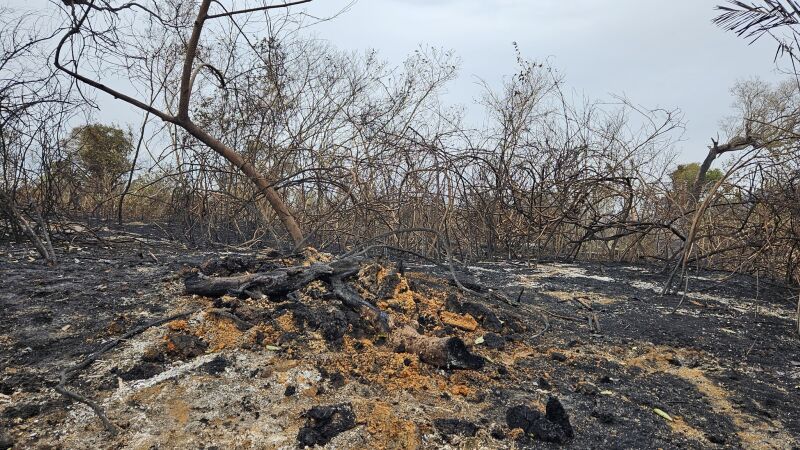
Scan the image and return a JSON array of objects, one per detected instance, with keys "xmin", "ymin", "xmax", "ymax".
[
  {"xmin": 308, "ymin": 0, "xmax": 784, "ymax": 163},
  {"xmin": 11, "ymin": 0, "xmax": 785, "ymax": 164}
]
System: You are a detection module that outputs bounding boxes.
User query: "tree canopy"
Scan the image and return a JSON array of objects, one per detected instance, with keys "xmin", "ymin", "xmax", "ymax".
[{"xmin": 67, "ymin": 124, "xmax": 132, "ymax": 185}]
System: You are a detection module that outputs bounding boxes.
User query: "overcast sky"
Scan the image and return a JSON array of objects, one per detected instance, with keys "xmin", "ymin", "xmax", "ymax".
[
  {"xmin": 307, "ymin": 0, "xmax": 784, "ymax": 163},
  {"xmin": 13, "ymin": 0, "xmax": 786, "ymax": 164}
]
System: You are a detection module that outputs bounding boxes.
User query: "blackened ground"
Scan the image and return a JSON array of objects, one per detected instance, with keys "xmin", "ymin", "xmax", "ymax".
[
  {"xmin": 0, "ymin": 237, "xmax": 798, "ymax": 449},
  {"xmin": 425, "ymin": 260, "xmax": 799, "ymax": 449},
  {"xmin": 0, "ymin": 238, "xmax": 204, "ymax": 430}
]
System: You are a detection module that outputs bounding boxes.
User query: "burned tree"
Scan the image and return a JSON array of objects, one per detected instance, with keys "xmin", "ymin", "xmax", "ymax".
[
  {"xmin": 0, "ymin": 8, "xmax": 78, "ymax": 264},
  {"xmin": 53, "ymin": 0, "xmax": 310, "ymax": 247}
]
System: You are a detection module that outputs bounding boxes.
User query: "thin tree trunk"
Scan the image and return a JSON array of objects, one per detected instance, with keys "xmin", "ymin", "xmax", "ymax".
[
  {"xmin": 118, "ymin": 111, "xmax": 150, "ymax": 226},
  {"xmin": 176, "ymin": 0, "xmax": 303, "ymax": 247},
  {"xmin": 0, "ymin": 193, "xmax": 56, "ymax": 265},
  {"xmin": 54, "ymin": 0, "xmax": 306, "ymax": 248},
  {"xmin": 181, "ymin": 121, "xmax": 304, "ymax": 246}
]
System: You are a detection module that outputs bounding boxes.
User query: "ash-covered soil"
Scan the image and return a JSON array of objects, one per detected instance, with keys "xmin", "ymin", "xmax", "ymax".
[{"xmin": 0, "ymin": 240, "xmax": 798, "ymax": 449}]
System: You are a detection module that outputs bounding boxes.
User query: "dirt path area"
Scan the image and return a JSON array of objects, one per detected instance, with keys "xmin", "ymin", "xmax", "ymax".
[{"xmin": 1, "ymin": 243, "xmax": 798, "ymax": 449}]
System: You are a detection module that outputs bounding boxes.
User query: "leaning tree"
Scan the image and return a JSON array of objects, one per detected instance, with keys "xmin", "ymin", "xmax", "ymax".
[{"xmin": 53, "ymin": 0, "xmax": 318, "ymax": 247}]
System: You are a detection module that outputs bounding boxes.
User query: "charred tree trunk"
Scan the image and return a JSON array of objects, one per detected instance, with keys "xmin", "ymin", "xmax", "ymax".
[
  {"xmin": 184, "ymin": 262, "xmax": 333, "ymax": 298},
  {"xmin": 174, "ymin": 0, "xmax": 305, "ymax": 247}
]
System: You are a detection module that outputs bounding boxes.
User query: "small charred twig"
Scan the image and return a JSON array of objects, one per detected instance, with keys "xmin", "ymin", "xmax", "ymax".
[
  {"xmin": 538, "ymin": 309, "xmax": 586, "ymax": 323},
  {"xmin": 745, "ymin": 339, "xmax": 758, "ymax": 358},
  {"xmin": 56, "ymin": 382, "xmax": 118, "ymax": 434},
  {"xmin": 55, "ymin": 310, "xmax": 198, "ymax": 434},
  {"xmin": 575, "ymin": 297, "xmax": 593, "ymax": 310}
]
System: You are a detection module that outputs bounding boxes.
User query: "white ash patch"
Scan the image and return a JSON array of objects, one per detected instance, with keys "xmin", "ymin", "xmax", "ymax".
[
  {"xmin": 688, "ymin": 292, "xmax": 795, "ymax": 320},
  {"xmin": 59, "ymin": 351, "xmax": 308, "ymax": 449},
  {"xmin": 111, "ymin": 353, "xmax": 219, "ymax": 400},
  {"xmin": 629, "ymin": 280, "xmax": 662, "ymax": 293},
  {"xmin": 630, "ymin": 280, "xmax": 794, "ymax": 321},
  {"xmin": 516, "ymin": 263, "xmax": 615, "ymax": 286},
  {"xmin": 689, "ymin": 275, "xmax": 719, "ymax": 282},
  {"xmin": 98, "ymin": 321, "xmax": 171, "ymax": 373},
  {"xmin": 408, "ymin": 264, "xmax": 437, "ymax": 269},
  {"xmin": 64, "ymin": 401, "xmax": 98, "ymax": 427},
  {"xmin": 467, "ymin": 265, "xmax": 500, "ymax": 274}
]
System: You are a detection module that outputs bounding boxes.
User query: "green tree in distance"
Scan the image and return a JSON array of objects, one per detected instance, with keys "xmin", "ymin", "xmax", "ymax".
[
  {"xmin": 671, "ymin": 163, "xmax": 723, "ymax": 193},
  {"xmin": 69, "ymin": 124, "xmax": 132, "ymax": 185},
  {"xmin": 65, "ymin": 124, "xmax": 132, "ymax": 217}
]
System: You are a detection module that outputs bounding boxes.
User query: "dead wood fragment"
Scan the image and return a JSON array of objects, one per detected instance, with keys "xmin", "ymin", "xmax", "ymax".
[
  {"xmin": 445, "ymin": 295, "xmax": 503, "ymax": 332},
  {"xmin": 434, "ymin": 418, "xmax": 478, "ymax": 440},
  {"xmin": 184, "ymin": 262, "xmax": 334, "ymax": 298},
  {"xmin": 164, "ymin": 331, "xmax": 208, "ymax": 359},
  {"xmin": 440, "ymin": 311, "xmax": 479, "ymax": 331},
  {"xmin": 506, "ymin": 396, "xmax": 574, "ymax": 444},
  {"xmin": 389, "ymin": 325, "xmax": 484, "ymax": 370},
  {"xmin": 297, "ymin": 403, "xmax": 356, "ymax": 447},
  {"xmin": 329, "ymin": 274, "xmax": 390, "ymax": 332}
]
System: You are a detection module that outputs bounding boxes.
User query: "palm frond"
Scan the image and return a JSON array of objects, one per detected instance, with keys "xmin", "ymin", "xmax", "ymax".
[{"xmin": 714, "ymin": 0, "xmax": 800, "ymax": 42}]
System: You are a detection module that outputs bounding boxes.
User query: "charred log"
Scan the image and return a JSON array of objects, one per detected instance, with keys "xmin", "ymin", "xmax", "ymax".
[
  {"xmin": 184, "ymin": 262, "xmax": 334, "ymax": 298},
  {"xmin": 389, "ymin": 325, "xmax": 484, "ymax": 370}
]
